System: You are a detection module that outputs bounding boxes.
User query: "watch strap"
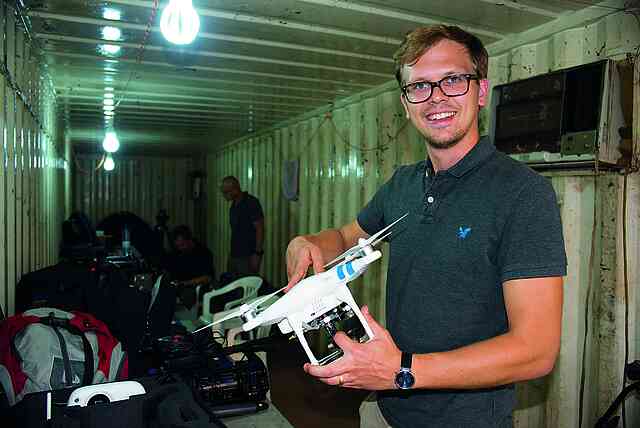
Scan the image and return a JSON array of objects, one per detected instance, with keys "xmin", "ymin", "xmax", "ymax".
[{"xmin": 401, "ymin": 352, "xmax": 412, "ymax": 369}]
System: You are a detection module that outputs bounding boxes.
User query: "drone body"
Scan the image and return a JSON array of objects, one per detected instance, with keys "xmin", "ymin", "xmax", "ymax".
[
  {"xmin": 196, "ymin": 213, "xmax": 408, "ymax": 365},
  {"xmin": 243, "ymin": 248, "xmax": 381, "ymax": 365}
]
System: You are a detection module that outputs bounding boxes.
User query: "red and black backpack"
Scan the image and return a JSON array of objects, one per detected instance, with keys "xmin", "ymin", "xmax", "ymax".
[{"xmin": 0, "ymin": 307, "xmax": 128, "ymax": 406}]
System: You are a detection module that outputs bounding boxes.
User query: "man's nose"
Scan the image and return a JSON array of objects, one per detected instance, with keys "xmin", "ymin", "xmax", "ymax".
[{"xmin": 429, "ymin": 85, "xmax": 447, "ymax": 103}]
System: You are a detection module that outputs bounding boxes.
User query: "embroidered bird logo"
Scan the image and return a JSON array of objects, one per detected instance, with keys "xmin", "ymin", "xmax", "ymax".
[{"xmin": 457, "ymin": 226, "xmax": 472, "ymax": 239}]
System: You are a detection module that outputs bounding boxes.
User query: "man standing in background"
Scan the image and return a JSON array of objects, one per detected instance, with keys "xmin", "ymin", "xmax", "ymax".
[{"xmin": 221, "ymin": 176, "xmax": 265, "ymax": 277}]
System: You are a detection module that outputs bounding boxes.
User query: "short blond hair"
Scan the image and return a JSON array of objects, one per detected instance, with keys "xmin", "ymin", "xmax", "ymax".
[{"xmin": 394, "ymin": 25, "xmax": 488, "ymax": 85}]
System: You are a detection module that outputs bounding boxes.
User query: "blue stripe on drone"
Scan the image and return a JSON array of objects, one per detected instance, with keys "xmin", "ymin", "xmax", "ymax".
[
  {"xmin": 346, "ymin": 261, "xmax": 355, "ymax": 276},
  {"xmin": 337, "ymin": 265, "xmax": 345, "ymax": 280}
]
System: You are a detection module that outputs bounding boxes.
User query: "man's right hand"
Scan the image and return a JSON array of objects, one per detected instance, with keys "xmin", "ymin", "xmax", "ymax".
[
  {"xmin": 285, "ymin": 236, "xmax": 326, "ymax": 290},
  {"xmin": 285, "ymin": 221, "xmax": 367, "ymax": 290}
]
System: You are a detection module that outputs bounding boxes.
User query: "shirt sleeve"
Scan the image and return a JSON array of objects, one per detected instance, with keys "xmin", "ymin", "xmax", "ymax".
[
  {"xmin": 357, "ymin": 171, "xmax": 397, "ymax": 236},
  {"xmin": 497, "ymin": 175, "xmax": 567, "ymax": 283}
]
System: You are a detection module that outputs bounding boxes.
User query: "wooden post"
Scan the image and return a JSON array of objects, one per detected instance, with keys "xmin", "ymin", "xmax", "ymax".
[{"xmin": 633, "ymin": 60, "xmax": 640, "ymax": 171}]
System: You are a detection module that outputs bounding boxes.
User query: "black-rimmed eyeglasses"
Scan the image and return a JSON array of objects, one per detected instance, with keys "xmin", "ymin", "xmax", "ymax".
[{"xmin": 401, "ymin": 74, "xmax": 479, "ymax": 104}]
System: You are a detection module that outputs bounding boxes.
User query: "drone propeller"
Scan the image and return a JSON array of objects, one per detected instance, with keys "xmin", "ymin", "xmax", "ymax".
[
  {"xmin": 191, "ymin": 286, "xmax": 285, "ymax": 334},
  {"xmin": 323, "ymin": 212, "xmax": 408, "ymax": 268}
]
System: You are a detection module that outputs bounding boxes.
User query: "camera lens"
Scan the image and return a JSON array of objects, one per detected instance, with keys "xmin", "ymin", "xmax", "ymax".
[{"xmin": 87, "ymin": 394, "xmax": 110, "ymax": 406}]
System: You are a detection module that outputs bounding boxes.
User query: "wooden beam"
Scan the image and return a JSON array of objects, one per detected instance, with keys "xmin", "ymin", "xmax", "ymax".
[
  {"xmin": 107, "ymin": 0, "xmax": 402, "ymax": 45},
  {"xmin": 28, "ymin": 11, "xmax": 393, "ymax": 64},
  {"xmin": 634, "ymin": 57, "xmax": 640, "ymax": 171},
  {"xmin": 44, "ymin": 51, "xmax": 374, "ymax": 88},
  {"xmin": 487, "ymin": 0, "xmax": 627, "ymax": 55},
  {"xmin": 54, "ymin": 82, "xmax": 332, "ymax": 103},
  {"xmin": 475, "ymin": 0, "xmax": 562, "ymax": 18},
  {"xmin": 57, "ymin": 92, "xmax": 319, "ymax": 109},
  {"xmin": 64, "ymin": 101, "xmax": 301, "ymax": 116},
  {"xmin": 297, "ymin": 0, "xmax": 504, "ymax": 39},
  {"xmin": 35, "ymin": 33, "xmax": 390, "ymax": 78},
  {"xmin": 52, "ymin": 65, "xmax": 347, "ymax": 96}
]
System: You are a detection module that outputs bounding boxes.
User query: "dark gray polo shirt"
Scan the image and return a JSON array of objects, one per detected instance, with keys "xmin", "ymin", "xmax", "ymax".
[{"xmin": 357, "ymin": 138, "xmax": 567, "ymax": 428}]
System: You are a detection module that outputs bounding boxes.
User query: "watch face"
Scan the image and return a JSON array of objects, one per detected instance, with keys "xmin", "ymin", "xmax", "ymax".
[{"xmin": 395, "ymin": 370, "xmax": 415, "ymax": 389}]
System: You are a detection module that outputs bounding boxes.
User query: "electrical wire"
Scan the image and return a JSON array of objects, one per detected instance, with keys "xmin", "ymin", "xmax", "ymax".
[
  {"xmin": 113, "ymin": 0, "xmax": 160, "ymax": 110},
  {"xmin": 285, "ymin": 112, "xmax": 332, "ymax": 160},
  {"xmin": 71, "ymin": 149, "xmax": 106, "ymax": 175},
  {"xmin": 328, "ymin": 114, "xmax": 409, "ymax": 153},
  {"xmin": 0, "ymin": 0, "xmax": 57, "ymax": 152}
]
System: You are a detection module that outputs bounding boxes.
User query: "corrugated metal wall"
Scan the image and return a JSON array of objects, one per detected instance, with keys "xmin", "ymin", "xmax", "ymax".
[
  {"xmin": 207, "ymin": 91, "xmax": 426, "ymax": 323},
  {"xmin": 0, "ymin": 3, "xmax": 67, "ymax": 316},
  {"xmin": 207, "ymin": 10, "xmax": 640, "ymax": 428},
  {"xmin": 72, "ymin": 154, "xmax": 207, "ymax": 244},
  {"xmin": 512, "ymin": 172, "xmax": 640, "ymax": 428},
  {"xmin": 488, "ymin": 11, "xmax": 640, "ymax": 428}
]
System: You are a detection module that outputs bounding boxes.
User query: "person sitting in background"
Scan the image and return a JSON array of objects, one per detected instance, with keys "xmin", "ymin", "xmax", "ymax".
[{"xmin": 164, "ymin": 225, "xmax": 215, "ymax": 310}]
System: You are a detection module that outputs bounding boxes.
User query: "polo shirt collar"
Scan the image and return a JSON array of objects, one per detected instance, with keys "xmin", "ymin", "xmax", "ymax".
[{"xmin": 425, "ymin": 136, "xmax": 495, "ymax": 178}]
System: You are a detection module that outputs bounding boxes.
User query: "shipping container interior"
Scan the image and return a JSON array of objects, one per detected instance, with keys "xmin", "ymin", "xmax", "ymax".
[{"xmin": 1, "ymin": 0, "xmax": 640, "ymax": 427}]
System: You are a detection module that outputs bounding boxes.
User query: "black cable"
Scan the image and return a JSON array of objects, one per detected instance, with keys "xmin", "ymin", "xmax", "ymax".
[
  {"xmin": 113, "ymin": 0, "xmax": 160, "ymax": 112},
  {"xmin": 596, "ymin": 381, "xmax": 640, "ymax": 427}
]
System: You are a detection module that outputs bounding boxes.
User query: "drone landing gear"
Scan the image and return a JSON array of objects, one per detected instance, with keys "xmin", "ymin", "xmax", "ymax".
[{"xmin": 302, "ymin": 302, "xmax": 372, "ymax": 366}]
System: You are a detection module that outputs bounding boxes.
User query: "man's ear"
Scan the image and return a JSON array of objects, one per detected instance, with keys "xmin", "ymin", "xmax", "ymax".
[
  {"xmin": 478, "ymin": 78, "xmax": 489, "ymax": 108},
  {"xmin": 400, "ymin": 93, "xmax": 410, "ymax": 119}
]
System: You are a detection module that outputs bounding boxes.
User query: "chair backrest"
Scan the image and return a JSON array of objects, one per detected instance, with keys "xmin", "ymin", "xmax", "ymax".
[
  {"xmin": 229, "ymin": 276, "xmax": 263, "ymax": 301},
  {"xmin": 201, "ymin": 276, "xmax": 263, "ymax": 323}
]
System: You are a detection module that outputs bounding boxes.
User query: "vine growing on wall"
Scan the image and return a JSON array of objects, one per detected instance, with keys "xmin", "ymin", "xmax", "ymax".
[{"xmin": 286, "ymin": 109, "xmax": 410, "ymax": 161}]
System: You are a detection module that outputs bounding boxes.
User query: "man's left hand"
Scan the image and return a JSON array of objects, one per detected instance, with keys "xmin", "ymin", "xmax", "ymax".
[{"xmin": 304, "ymin": 306, "xmax": 401, "ymax": 390}]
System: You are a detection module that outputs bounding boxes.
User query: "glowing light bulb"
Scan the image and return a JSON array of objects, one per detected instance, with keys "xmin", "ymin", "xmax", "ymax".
[
  {"xmin": 103, "ymin": 8, "xmax": 121, "ymax": 21},
  {"xmin": 160, "ymin": 0, "xmax": 200, "ymax": 45},
  {"xmin": 102, "ymin": 131, "xmax": 120, "ymax": 153},
  {"xmin": 102, "ymin": 26, "xmax": 121, "ymax": 41},
  {"xmin": 104, "ymin": 155, "xmax": 115, "ymax": 171},
  {"xmin": 100, "ymin": 44, "xmax": 121, "ymax": 56}
]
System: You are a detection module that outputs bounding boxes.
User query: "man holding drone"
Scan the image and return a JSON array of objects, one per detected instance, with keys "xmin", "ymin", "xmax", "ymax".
[{"xmin": 286, "ymin": 25, "xmax": 566, "ymax": 428}]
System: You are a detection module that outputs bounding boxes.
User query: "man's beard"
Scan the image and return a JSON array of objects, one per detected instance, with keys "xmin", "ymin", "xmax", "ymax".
[{"xmin": 424, "ymin": 128, "xmax": 466, "ymax": 149}]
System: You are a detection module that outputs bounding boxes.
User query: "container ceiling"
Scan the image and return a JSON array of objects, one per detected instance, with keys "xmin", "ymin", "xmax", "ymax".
[{"xmin": 23, "ymin": 0, "xmax": 618, "ymax": 154}]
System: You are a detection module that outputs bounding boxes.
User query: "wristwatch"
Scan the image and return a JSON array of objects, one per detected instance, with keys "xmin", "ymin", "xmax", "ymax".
[{"xmin": 394, "ymin": 352, "xmax": 415, "ymax": 389}]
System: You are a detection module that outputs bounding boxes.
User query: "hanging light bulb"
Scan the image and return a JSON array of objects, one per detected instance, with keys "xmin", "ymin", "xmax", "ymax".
[
  {"xmin": 160, "ymin": 0, "xmax": 200, "ymax": 45},
  {"xmin": 99, "ymin": 44, "xmax": 121, "ymax": 56},
  {"xmin": 103, "ymin": 8, "xmax": 121, "ymax": 21},
  {"xmin": 102, "ymin": 130, "xmax": 120, "ymax": 153},
  {"xmin": 102, "ymin": 26, "xmax": 121, "ymax": 41},
  {"xmin": 104, "ymin": 155, "xmax": 115, "ymax": 171}
]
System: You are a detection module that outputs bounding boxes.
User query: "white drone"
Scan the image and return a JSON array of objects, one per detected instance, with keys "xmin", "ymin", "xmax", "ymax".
[{"xmin": 194, "ymin": 213, "xmax": 408, "ymax": 365}]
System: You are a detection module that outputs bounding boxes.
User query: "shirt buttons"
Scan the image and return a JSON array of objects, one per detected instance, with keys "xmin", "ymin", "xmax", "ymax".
[{"xmin": 426, "ymin": 196, "xmax": 435, "ymax": 204}]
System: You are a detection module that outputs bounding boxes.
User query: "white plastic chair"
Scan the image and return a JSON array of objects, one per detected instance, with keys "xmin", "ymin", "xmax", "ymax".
[
  {"xmin": 200, "ymin": 276, "xmax": 263, "ymax": 323},
  {"xmin": 174, "ymin": 283, "xmax": 204, "ymax": 324}
]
